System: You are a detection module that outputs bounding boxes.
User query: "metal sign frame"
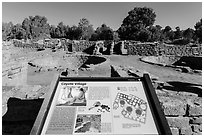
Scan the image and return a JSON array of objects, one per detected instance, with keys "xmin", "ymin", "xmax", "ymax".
[{"xmin": 30, "ymin": 74, "xmax": 171, "ymax": 135}]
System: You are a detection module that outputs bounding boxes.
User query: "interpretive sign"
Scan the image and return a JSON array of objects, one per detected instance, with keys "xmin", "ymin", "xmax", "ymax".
[{"xmin": 30, "ymin": 74, "xmax": 171, "ymax": 135}]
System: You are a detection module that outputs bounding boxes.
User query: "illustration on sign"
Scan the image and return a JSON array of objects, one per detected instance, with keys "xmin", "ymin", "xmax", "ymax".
[{"xmin": 89, "ymin": 101, "xmax": 110, "ymax": 113}]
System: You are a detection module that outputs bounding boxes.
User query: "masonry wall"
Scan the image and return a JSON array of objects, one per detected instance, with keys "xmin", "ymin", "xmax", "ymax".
[
  {"xmin": 13, "ymin": 39, "xmax": 202, "ymax": 56},
  {"xmin": 157, "ymin": 44, "xmax": 202, "ymax": 56},
  {"xmin": 71, "ymin": 41, "xmax": 96, "ymax": 52},
  {"xmin": 124, "ymin": 41, "xmax": 158, "ymax": 56},
  {"xmin": 157, "ymin": 91, "xmax": 202, "ymax": 135}
]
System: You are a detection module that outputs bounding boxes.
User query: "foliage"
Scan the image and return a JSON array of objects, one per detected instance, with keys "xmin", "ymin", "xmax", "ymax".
[
  {"xmin": 10, "ymin": 24, "xmax": 26, "ymax": 40},
  {"xmin": 1, "ymin": 12, "xmax": 202, "ymax": 45},
  {"xmin": 67, "ymin": 25, "xmax": 83, "ymax": 40},
  {"xmin": 78, "ymin": 18, "xmax": 94, "ymax": 40},
  {"xmin": 183, "ymin": 28, "xmax": 194, "ymax": 41},
  {"xmin": 194, "ymin": 19, "xmax": 202, "ymax": 43},
  {"xmin": 117, "ymin": 7, "xmax": 156, "ymax": 41},
  {"xmin": 2, "ymin": 22, "xmax": 13, "ymax": 40},
  {"xmin": 148, "ymin": 25, "xmax": 162, "ymax": 42},
  {"xmin": 174, "ymin": 26, "xmax": 182, "ymax": 39},
  {"xmin": 22, "ymin": 15, "xmax": 50, "ymax": 39},
  {"xmin": 94, "ymin": 24, "xmax": 114, "ymax": 40}
]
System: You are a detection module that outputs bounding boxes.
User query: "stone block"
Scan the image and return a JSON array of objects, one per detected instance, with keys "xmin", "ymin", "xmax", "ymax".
[
  {"xmin": 159, "ymin": 96, "xmax": 186, "ymax": 116},
  {"xmin": 190, "ymin": 117, "xmax": 202, "ymax": 124},
  {"xmin": 192, "ymin": 124, "xmax": 202, "ymax": 132},
  {"xmin": 188, "ymin": 104, "xmax": 202, "ymax": 116},
  {"xmin": 192, "ymin": 132, "xmax": 202, "ymax": 135},
  {"xmin": 167, "ymin": 117, "xmax": 189, "ymax": 128},
  {"xmin": 180, "ymin": 126, "xmax": 192, "ymax": 135},
  {"xmin": 170, "ymin": 127, "xmax": 179, "ymax": 135}
]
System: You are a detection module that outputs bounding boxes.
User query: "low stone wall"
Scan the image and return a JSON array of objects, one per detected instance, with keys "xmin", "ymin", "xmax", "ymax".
[
  {"xmin": 70, "ymin": 40, "xmax": 96, "ymax": 52},
  {"xmin": 13, "ymin": 40, "xmax": 55, "ymax": 49},
  {"xmin": 124, "ymin": 41, "xmax": 158, "ymax": 56},
  {"xmin": 12, "ymin": 39, "xmax": 202, "ymax": 56},
  {"xmin": 157, "ymin": 91, "xmax": 202, "ymax": 135},
  {"xmin": 158, "ymin": 44, "xmax": 202, "ymax": 56}
]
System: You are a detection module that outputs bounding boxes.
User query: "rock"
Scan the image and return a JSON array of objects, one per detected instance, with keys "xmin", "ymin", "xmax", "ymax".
[
  {"xmin": 155, "ymin": 89, "xmax": 168, "ymax": 96},
  {"xmin": 153, "ymin": 81, "xmax": 164, "ymax": 89},
  {"xmin": 175, "ymin": 68, "xmax": 182, "ymax": 72},
  {"xmin": 192, "ymin": 131, "xmax": 202, "ymax": 135},
  {"xmin": 159, "ymin": 96, "xmax": 187, "ymax": 116},
  {"xmin": 170, "ymin": 127, "xmax": 179, "ymax": 135},
  {"xmin": 188, "ymin": 104, "xmax": 202, "ymax": 116},
  {"xmin": 190, "ymin": 117, "xmax": 202, "ymax": 124},
  {"xmin": 178, "ymin": 92, "xmax": 198, "ymax": 97},
  {"xmin": 167, "ymin": 117, "xmax": 189, "ymax": 128},
  {"xmin": 193, "ymin": 69, "xmax": 202, "ymax": 74},
  {"xmin": 180, "ymin": 126, "xmax": 192, "ymax": 135},
  {"xmin": 191, "ymin": 124, "xmax": 202, "ymax": 132},
  {"xmin": 110, "ymin": 65, "xmax": 129, "ymax": 77},
  {"xmin": 181, "ymin": 66, "xmax": 192, "ymax": 73}
]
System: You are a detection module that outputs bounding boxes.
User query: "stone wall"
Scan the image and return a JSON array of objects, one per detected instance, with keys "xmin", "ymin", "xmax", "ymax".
[
  {"xmin": 124, "ymin": 41, "xmax": 158, "ymax": 56},
  {"xmin": 13, "ymin": 40, "xmax": 55, "ymax": 49},
  {"xmin": 12, "ymin": 39, "xmax": 202, "ymax": 56},
  {"xmin": 158, "ymin": 44, "xmax": 202, "ymax": 56},
  {"xmin": 157, "ymin": 91, "xmax": 202, "ymax": 135},
  {"xmin": 71, "ymin": 40, "xmax": 96, "ymax": 52}
]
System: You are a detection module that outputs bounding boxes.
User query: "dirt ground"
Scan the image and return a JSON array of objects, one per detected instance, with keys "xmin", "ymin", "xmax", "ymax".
[{"xmin": 78, "ymin": 55, "xmax": 201, "ymax": 85}]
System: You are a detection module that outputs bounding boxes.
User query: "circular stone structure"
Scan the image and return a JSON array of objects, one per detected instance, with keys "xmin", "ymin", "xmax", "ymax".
[
  {"xmin": 28, "ymin": 53, "xmax": 108, "ymax": 72},
  {"xmin": 140, "ymin": 55, "xmax": 202, "ymax": 70}
]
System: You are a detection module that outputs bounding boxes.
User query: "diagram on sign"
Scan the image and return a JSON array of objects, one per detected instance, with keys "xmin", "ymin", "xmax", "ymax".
[
  {"xmin": 113, "ymin": 92, "xmax": 147, "ymax": 124},
  {"xmin": 88, "ymin": 101, "xmax": 110, "ymax": 113}
]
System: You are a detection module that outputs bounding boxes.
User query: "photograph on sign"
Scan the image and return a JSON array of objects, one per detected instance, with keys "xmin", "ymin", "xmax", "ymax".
[{"xmin": 56, "ymin": 86, "xmax": 88, "ymax": 106}]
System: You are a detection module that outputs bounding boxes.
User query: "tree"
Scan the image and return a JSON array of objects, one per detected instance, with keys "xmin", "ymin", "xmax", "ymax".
[
  {"xmin": 174, "ymin": 26, "xmax": 182, "ymax": 39},
  {"xmin": 138, "ymin": 28, "xmax": 151, "ymax": 42},
  {"xmin": 148, "ymin": 25, "xmax": 162, "ymax": 42},
  {"xmin": 117, "ymin": 7, "xmax": 156, "ymax": 41},
  {"xmin": 22, "ymin": 15, "xmax": 50, "ymax": 39},
  {"xmin": 78, "ymin": 18, "xmax": 94, "ymax": 40},
  {"xmin": 2, "ymin": 22, "xmax": 13, "ymax": 40},
  {"xmin": 67, "ymin": 25, "xmax": 82, "ymax": 40},
  {"xmin": 161, "ymin": 26, "xmax": 175, "ymax": 41},
  {"xmin": 194, "ymin": 19, "xmax": 202, "ymax": 43},
  {"xmin": 10, "ymin": 24, "xmax": 26, "ymax": 40},
  {"xmin": 164, "ymin": 26, "xmax": 172, "ymax": 32},
  {"xmin": 183, "ymin": 28, "xmax": 194, "ymax": 41},
  {"xmin": 57, "ymin": 22, "xmax": 67, "ymax": 38},
  {"xmin": 95, "ymin": 24, "xmax": 114, "ymax": 40},
  {"xmin": 22, "ymin": 18, "xmax": 32, "ymax": 39},
  {"xmin": 50, "ymin": 25, "xmax": 56, "ymax": 38}
]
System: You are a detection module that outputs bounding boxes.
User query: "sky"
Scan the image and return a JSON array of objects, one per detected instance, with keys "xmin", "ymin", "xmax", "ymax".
[{"xmin": 2, "ymin": 2, "xmax": 202, "ymax": 31}]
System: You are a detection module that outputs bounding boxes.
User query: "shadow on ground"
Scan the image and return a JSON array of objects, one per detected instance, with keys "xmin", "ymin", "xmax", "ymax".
[
  {"xmin": 81, "ymin": 56, "xmax": 106, "ymax": 68},
  {"xmin": 2, "ymin": 98, "xmax": 43, "ymax": 135},
  {"xmin": 163, "ymin": 81, "xmax": 202, "ymax": 97}
]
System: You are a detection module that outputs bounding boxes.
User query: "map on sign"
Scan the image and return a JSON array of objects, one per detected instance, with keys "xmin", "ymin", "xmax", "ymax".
[
  {"xmin": 113, "ymin": 92, "xmax": 147, "ymax": 124},
  {"xmin": 40, "ymin": 81, "xmax": 158, "ymax": 135}
]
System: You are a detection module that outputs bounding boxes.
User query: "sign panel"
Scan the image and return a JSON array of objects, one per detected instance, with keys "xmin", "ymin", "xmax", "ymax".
[{"xmin": 30, "ymin": 75, "xmax": 171, "ymax": 135}]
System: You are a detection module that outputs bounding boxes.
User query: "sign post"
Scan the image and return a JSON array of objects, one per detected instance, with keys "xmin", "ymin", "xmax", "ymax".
[{"xmin": 30, "ymin": 74, "xmax": 171, "ymax": 135}]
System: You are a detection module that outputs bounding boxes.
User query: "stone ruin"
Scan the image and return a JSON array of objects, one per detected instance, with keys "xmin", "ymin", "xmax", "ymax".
[{"xmin": 93, "ymin": 41, "xmax": 105, "ymax": 55}]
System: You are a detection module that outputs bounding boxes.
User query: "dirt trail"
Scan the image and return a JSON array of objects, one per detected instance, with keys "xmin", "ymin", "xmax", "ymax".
[{"xmin": 107, "ymin": 55, "xmax": 202, "ymax": 85}]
